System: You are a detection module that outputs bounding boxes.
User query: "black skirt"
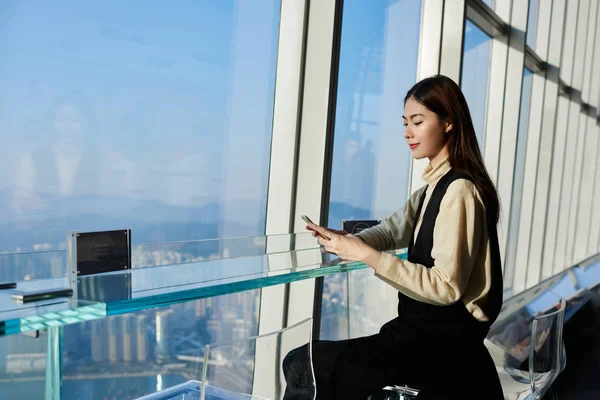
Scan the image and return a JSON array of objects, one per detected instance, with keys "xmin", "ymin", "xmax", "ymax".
[{"xmin": 283, "ymin": 315, "xmax": 504, "ymax": 400}]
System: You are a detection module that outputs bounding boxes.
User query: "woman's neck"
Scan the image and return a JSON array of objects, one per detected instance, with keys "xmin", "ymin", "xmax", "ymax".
[{"xmin": 428, "ymin": 146, "xmax": 449, "ymax": 169}]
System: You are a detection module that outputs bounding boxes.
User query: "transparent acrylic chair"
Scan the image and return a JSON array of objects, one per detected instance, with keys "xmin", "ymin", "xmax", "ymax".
[
  {"xmin": 496, "ymin": 298, "xmax": 566, "ymax": 400},
  {"xmin": 136, "ymin": 318, "xmax": 316, "ymax": 400}
]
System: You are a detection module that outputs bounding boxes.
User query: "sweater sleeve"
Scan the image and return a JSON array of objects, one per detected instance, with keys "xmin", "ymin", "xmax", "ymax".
[
  {"xmin": 372, "ymin": 180, "xmax": 484, "ymax": 305},
  {"xmin": 356, "ymin": 185, "xmax": 427, "ymax": 251}
]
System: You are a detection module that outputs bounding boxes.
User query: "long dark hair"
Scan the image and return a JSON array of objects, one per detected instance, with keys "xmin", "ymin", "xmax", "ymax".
[{"xmin": 405, "ymin": 75, "xmax": 500, "ymax": 223}]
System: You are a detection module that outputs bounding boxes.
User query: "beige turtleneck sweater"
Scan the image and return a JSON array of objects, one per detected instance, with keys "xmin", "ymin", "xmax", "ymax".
[{"xmin": 357, "ymin": 157, "xmax": 497, "ymax": 322}]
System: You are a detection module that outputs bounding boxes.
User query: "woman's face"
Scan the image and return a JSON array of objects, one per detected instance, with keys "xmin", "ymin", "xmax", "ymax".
[{"xmin": 403, "ymin": 96, "xmax": 451, "ymax": 162}]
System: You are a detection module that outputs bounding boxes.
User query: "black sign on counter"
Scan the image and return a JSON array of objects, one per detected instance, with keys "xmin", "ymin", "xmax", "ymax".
[
  {"xmin": 70, "ymin": 229, "xmax": 131, "ymax": 277},
  {"xmin": 342, "ymin": 219, "xmax": 381, "ymax": 235}
]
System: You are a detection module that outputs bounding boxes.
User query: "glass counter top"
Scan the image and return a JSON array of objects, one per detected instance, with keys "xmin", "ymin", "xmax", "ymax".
[{"xmin": 0, "ymin": 232, "xmax": 408, "ymax": 336}]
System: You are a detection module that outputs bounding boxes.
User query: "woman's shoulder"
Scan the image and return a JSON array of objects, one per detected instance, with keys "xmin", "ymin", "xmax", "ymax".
[{"xmin": 445, "ymin": 178, "xmax": 481, "ymax": 202}]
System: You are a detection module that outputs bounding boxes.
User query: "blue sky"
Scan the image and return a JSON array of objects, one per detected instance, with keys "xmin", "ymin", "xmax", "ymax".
[
  {"xmin": 1, "ymin": 0, "xmax": 495, "ymax": 251},
  {"xmin": 0, "ymin": 0, "xmax": 280, "ymax": 248}
]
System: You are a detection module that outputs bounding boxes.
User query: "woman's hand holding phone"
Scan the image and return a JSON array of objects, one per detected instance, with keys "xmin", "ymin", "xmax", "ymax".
[
  {"xmin": 301, "ymin": 215, "xmax": 347, "ymax": 240},
  {"xmin": 302, "ymin": 215, "xmax": 380, "ymax": 268}
]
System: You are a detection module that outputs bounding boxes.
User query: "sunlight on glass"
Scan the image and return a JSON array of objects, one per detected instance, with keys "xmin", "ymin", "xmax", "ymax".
[
  {"xmin": 461, "ymin": 20, "xmax": 492, "ymax": 148},
  {"xmin": 322, "ymin": 0, "xmax": 422, "ymax": 341},
  {"xmin": 504, "ymin": 68, "xmax": 533, "ymax": 290}
]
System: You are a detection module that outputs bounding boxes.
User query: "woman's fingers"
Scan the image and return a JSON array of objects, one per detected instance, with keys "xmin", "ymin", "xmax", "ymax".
[
  {"xmin": 306, "ymin": 225, "xmax": 347, "ymax": 237},
  {"xmin": 312, "ymin": 225, "xmax": 335, "ymax": 241},
  {"xmin": 321, "ymin": 240, "xmax": 336, "ymax": 254}
]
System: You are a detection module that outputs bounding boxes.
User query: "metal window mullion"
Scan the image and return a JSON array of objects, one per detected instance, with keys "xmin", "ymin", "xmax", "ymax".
[
  {"xmin": 559, "ymin": 0, "xmax": 580, "ymax": 87},
  {"xmin": 533, "ymin": 0, "xmax": 569, "ymax": 282},
  {"xmin": 484, "ymin": 35, "xmax": 509, "ymax": 183},
  {"xmin": 264, "ymin": 0, "xmax": 310, "ymax": 239},
  {"xmin": 482, "ymin": 0, "xmax": 512, "ymax": 184},
  {"xmin": 496, "ymin": 0, "xmax": 529, "ymax": 274},
  {"xmin": 532, "ymin": 75, "xmax": 561, "ymax": 282},
  {"xmin": 574, "ymin": 114, "xmax": 599, "ymax": 261},
  {"xmin": 417, "ymin": 0, "xmax": 445, "ymax": 80},
  {"xmin": 565, "ymin": 110, "xmax": 589, "ymax": 264},
  {"xmin": 255, "ymin": 0, "xmax": 309, "ymax": 396},
  {"xmin": 524, "ymin": 46, "xmax": 546, "ymax": 73},
  {"xmin": 542, "ymin": 94, "xmax": 570, "ymax": 278},
  {"xmin": 589, "ymin": 123, "xmax": 600, "ymax": 254},
  {"xmin": 582, "ymin": 0, "xmax": 599, "ymax": 104},
  {"xmin": 521, "ymin": 0, "xmax": 551, "ymax": 288},
  {"xmin": 571, "ymin": 0, "xmax": 590, "ymax": 91},
  {"xmin": 553, "ymin": 95, "xmax": 582, "ymax": 275},
  {"xmin": 409, "ymin": 0, "xmax": 445, "ymax": 194},
  {"xmin": 440, "ymin": 0, "xmax": 467, "ymax": 83},
  {"xmin": 465, "ymin": 0, "xmax": 509, "ymax": 38},
  {"xmin": 533, "ymin": 0, "xmax": 552, "ymax": 62},
  {"xmin": 588, "ymin": 3, "xmax": 600, "ymax": 108},
  {"xmin": 291, "ymin": 0, "xmax": 341, "ymax": 337},
  {"xmin": 597, "ymin": 123, "xmax": 600, "ymax": 255},
  {"xmin": 513, "ymin": 71, "xmax": 546, "ymax": 291}
]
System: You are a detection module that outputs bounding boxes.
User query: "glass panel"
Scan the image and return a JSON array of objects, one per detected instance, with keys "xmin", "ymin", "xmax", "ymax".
[
  {"xmin": 461, "ymin": 20, "xmax": 492, "ymax": 148},
  {"xmin": 0, "ymin": 242, "xmax": 407, "ymax": 336},
  {"xmin": 0, "ymin": 0, "xmax": 281, "ymax": 254},
  {"xmin": 504, "ymin": 68, "xmax": 533, "ymax": 290},
  {"xmin": 0, "ymin": 233, "xmax": 319, "ymax": 282},
  {"xmin": 0, "ymin": 333, "xmax": 47, "ymax": 398},
  {"xmin": 1, "ymin": 259, "xmax": 595, "ymax": 396},
  {"xmin": 530, "ymin": 303, "xmax": 565, "ymax": 397},
  {"xmin": 526, "ymin": 0, "xmax": 539, "ymax": 49},
  {"xmin": 0, "ymin": 249, "xmax": 66, "ymax": 282},
  {"xmin": 321, "ymin": 0, "xmax": 423, "ymax": 341},
  {"xmin": 487, "ymin": 298, "xmax": 566, "ymax": 398},
  {"xmin": 482, "ymin": 0, "xmax": 495, "ymax": 8},
  {"xmin": 0, "ymin": 291, "xmax": 261, "ymax": 399},
  {"xmin": 0, "ymin": 293, "xmax": 313, "ymax": 399},
  {"xmin": 347, "ymin": 266, "xmax": 401, "ymax": 338},
  {"xmin": 199, "ymin": 318, "xmax": 314, "ymax": 400}
]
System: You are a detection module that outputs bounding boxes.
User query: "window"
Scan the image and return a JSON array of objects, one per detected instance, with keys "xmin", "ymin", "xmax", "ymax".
[
  {"xmin": 504, "ymin": 68, "xmax": 533, "ymax": 290},
  {"xmin": 0, "ymin": 1, "xmax": 278, "ymax": 397},
  {"xmin": 0, "ymin": 0, "xmax": 281, "ymax": 255},
  {"xmin": 0, "ymin": 291, "xmax": 261, "ymax": 399},
  {"xmin": 482, "ymin": 0, "xmax": 495, "ymax": 9},
  {"xmin": 461, "ymin": 20, "xmax": 492, "ymax": 148},
  {"xmin": 526, "ymin": 0, "xmax": 539, "ymax": 49},
  {"xmin": 321, "ymin": 0, "xmax": 423, "ymax": 340}
]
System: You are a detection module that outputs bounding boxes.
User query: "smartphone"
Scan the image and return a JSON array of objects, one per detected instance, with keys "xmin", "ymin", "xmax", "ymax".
[
  {"xmin": 11, "ymin": 288, "xmax": 73, "ymax": 303},
  {"xmin": 301, "ymin": 215, "xmax": 330, "ymax": 240}
]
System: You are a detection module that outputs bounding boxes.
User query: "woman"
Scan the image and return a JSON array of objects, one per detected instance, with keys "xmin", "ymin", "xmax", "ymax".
[{"xmin": 283, "ymin": 75, "xmax": 504, "ymax": 400}]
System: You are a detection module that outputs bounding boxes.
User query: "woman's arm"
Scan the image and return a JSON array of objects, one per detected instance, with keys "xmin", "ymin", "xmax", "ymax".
[
  {"xmin": 356, "ymin": 185, "xmax": 427, "ymax": 251},
  {"xmin": 364, "ymin": 180, "xmax": 484, "ymax": 305}
]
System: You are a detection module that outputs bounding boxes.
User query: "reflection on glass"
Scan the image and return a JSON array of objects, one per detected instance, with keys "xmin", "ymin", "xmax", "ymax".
[
  {"xmin": 526, "ymin": 0, "xmax": 539, "ymax": 49},
  {"xmin": 0, "ymin": 233, "xmax": 319, "ymax": 283},
  {"xmin": 483, "ymin": 0, "xmax": 494, "ymax": 8},
  {"xmin": 487, "ymin": 261, "xmax": 600, "ymax": 378},
  {"xmin": 321, "ymin": 0, "xmax": 423, "ymax": 340},
  {"xmin": 199, "ymin": 318, "xmax": 315, "ymax": 399},
  {"xmin": 0, "ymin": 2, "xmax": 277, "ymax": 397},
  {"xmin": 0, "ymin": 334, "xmax": 46, "ymax": 398},
  {"xmin": 461, "ymin": 20, "xmax": 492, "ymax": 148},
  {"xmin": 0, "ymin": 0, "xmax": 281, "ymax": 254},
  {"xmin": 0, "ymin": 290, "xmax": 260, "ymax": 399},
  {"xmin": 504, "ymin": 68, "xmax": 533, "ymax": 290}
]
